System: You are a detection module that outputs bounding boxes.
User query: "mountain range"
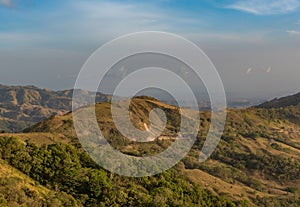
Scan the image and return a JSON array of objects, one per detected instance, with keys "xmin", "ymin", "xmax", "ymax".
[
  {"xmin": 0, "ymin": 84, "xmax": 264, "ymax": 133},
  {"xmin": 0, "ymin": 84, "xmax": 111, "ymax": 132}
]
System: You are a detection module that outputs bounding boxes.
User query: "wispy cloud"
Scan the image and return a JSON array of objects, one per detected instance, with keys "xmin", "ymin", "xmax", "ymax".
[
  {"xmin": 0, "ymin": 0, "xmax": 295, "ymax": 49},
  {"xmin": 186, "ymin": 31, "xmax": 266, "ymax": 44},
  {"xmin": 71, "ymin": 0, "xmax": 202, "ymax": 35},
  {"xmin": 287, "ymin": 30, "xmax": 300, "ymax": 35},
  {"xmin": 226, "ymin": 0, "xmax": 300, "ymax": 15},
  {"xmin": 0, "ymin": 0, "xmax": 12, "ymax": 7},
  {"xmin": 0, "ymin": 0, "xmax": 204, "ymax": 48},
  {"xmin": 246, "ymin": 67, "xmax": 253, "ymax": 74}
]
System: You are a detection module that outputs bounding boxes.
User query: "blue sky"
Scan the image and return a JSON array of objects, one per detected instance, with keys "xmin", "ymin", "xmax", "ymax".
[
  {"xmin": 1, "ymin": 0, "xmax": 300, "ymax": 48},
  {"xmin": 1, "ymin": 0, "xmax": 300, "ymax": 99}
]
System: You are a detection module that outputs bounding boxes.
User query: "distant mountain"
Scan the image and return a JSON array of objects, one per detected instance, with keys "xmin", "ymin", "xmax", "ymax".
[
  {"xmin": 0, "ymin": 84, "xmax": 263, "ymax": 133},
  {"xmin": 0, "ymin": 84, "xmax": 111, "ymax": 132},
  {"xmin": 257, "ymin": 92, "xmax": 300, "ymax": 108}
]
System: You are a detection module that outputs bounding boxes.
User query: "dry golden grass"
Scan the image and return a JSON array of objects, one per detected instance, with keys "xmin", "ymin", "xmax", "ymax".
[
  {"xmin": 0, "ymin": 158, "xmax": 50, "ymax": 198},
  {"xmin": 0, "ymin": 132, "xmax": 71, "ymax": 146}
]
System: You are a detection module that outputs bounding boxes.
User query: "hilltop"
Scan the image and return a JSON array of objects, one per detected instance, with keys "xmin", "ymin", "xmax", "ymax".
[{"xmin": 257, "ymin": 91, "xmax": 300, "ymax": 109}]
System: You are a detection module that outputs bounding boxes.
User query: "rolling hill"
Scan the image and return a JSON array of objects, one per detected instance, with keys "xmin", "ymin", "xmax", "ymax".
[
  {"xmin": 257, "ymin": 91, "xmax": 300, "ymax": 109},
  {"xmin": 0, "ymin": 84, "xmax": 266, "ymax": 133},
  {"xmin": 0, "ymin": 96, "xmax": 299, "ymax": 206}
]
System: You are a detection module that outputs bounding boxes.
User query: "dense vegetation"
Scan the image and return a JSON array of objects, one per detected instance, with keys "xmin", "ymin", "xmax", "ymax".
[{"xmin": 0, "ymin": 136, "xmax": 241, "ymax": 207}]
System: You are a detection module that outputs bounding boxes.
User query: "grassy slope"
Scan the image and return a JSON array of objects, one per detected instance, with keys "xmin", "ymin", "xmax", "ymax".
[
  {"xmin": 0, "ymin": 159, "xmax": 80, "ymax": 207},
  {"xmin": 1, "ymin": 97, "xmax": 300, "ymax": 206}
]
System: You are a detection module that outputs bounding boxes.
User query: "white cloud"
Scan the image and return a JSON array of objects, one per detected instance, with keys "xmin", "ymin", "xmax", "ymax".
[
  {"xmin": 246, "ymin": 67, "xmax": 252, "ymax": 74},
  {"xmin": 0, "ymin": 0, "xmax": 204, "ymax": 49},
  {"xmin": 226, "ymin": 0, "xmax": 300, "ymax": 15},
  {"xmin": 0, "ymin": 0, "xmax": 287, "ymax": 49},
  {"xmin": 45, "ymin": 0, "xmax": 202, "ymax": 44},
  {"xmin": 287, "ymin": 30, "xmax": 300, "ymax": 35},
  {"xmin": 0, "ymin": 0, "xmax": 12, "ymax": 7}
]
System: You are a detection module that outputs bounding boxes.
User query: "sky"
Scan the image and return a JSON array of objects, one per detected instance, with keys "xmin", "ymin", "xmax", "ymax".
[{"xmin": 0, "ymin": 0, "xmax": 300, "ymax": 100}]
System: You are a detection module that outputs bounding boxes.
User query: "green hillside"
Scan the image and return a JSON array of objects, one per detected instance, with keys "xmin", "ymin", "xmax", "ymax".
[
  {"xmin": 0, "ymin": 158, "xmax": 80, "ymax": 207},
  {"xmin": 0, "ymin": 97, "xmax": 299, "ymax": 206}
]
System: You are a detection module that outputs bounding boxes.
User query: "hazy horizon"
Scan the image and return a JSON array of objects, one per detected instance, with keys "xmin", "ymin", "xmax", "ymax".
[{"xmin": 1, "ymin": 0, "xmax": 300, "ymax": 100}]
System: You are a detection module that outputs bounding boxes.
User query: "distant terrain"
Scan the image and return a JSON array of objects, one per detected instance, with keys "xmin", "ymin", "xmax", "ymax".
[
  {"xmin": 0, "ymin": 84, "xmax": 111, "ymax": 132},
  {"xmin": 0, "ymin": 84, "xmax": 264, "ymax": 133},
  {"xmin": 257, "ymin": 92, "xmax": 300, "ymax": 109},
  {"xmin": 0, "ymin": 94, "xmax": 299, "ymax": 206}
]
